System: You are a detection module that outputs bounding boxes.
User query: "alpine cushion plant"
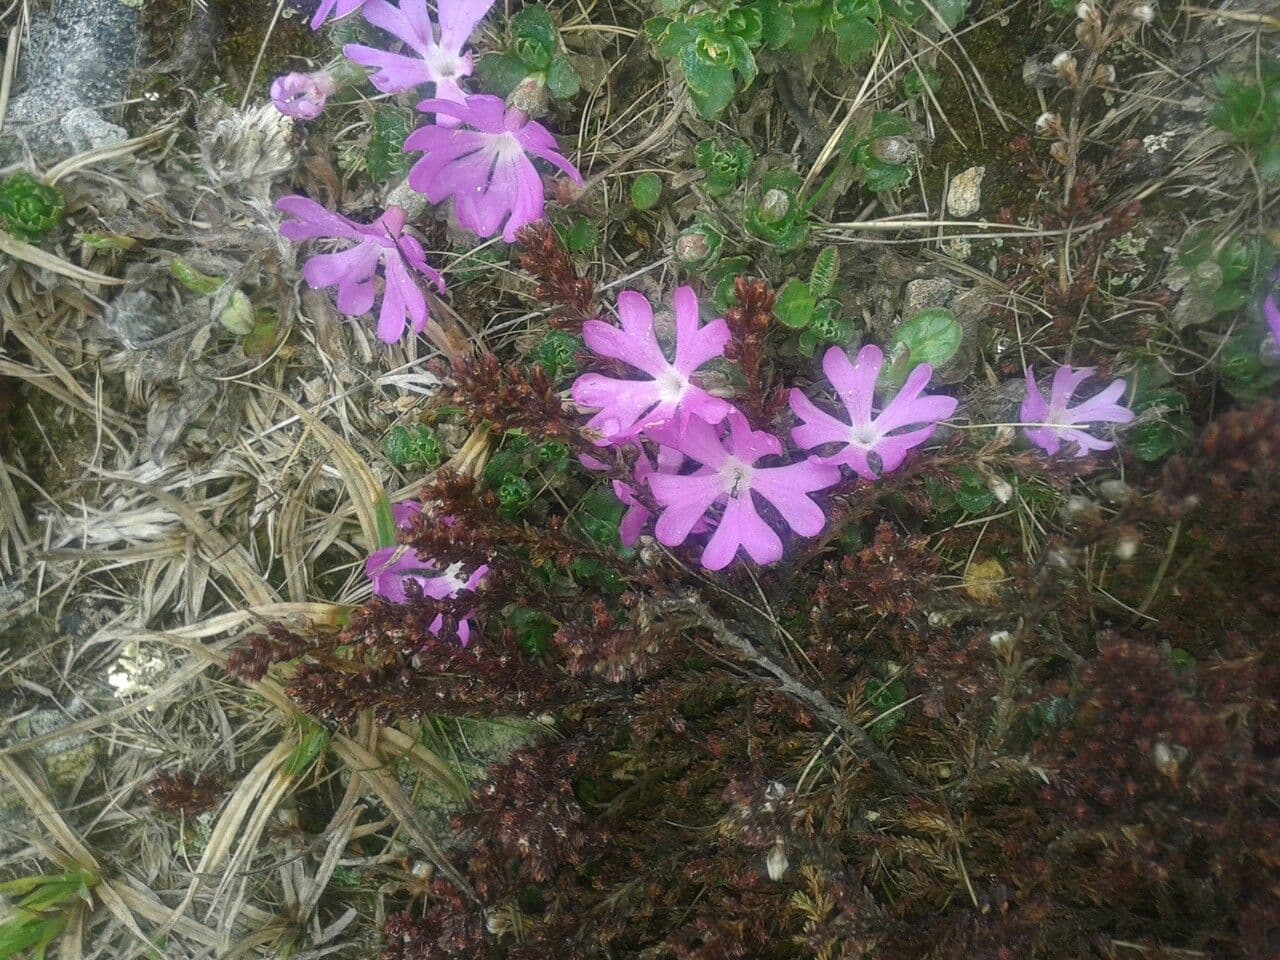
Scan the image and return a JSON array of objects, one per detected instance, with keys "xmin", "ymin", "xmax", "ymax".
[
  {"xmin": 343, "ymin": 0, "xmax": 495, "ymax": 121},
  {"xmin": 647, "ymin": 412, "xmax": 841, "ymax": 571},
  {"xmin": 790, "ymin": 344, "xmax": 957, "ymax": 479},
  {"xmin": 571, "ymin": 286, "xmax": 733, "ymax": 445},
  {"xmin": 269, "ymin": 70, "xmax": 336, "ymax": 120},
  {"xmin": 364, "ymin": 546, "xmax": 490, "ymax": 646},
  {"xmin": 1020, "ymin": 365, "xmax": 1134, "ymax": 458},
  {"xmin": 310, "ymin": 0, "xmax": 366, "ymax": 30},
  {"xmin": 405, "ymin": 95, "xmax": 582, "ymax": 242},
  {"xmin": 276, "ymin": 197, "xmax": 446, "ymax": 344}
]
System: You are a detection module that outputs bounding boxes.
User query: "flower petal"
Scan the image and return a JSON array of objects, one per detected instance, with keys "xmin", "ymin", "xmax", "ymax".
[
  {"xmin": 650, "ymin": 471, "xmax": 724, "ymax": 547},
  {"xmin": 702, "ymin": 494, "xmax": 782, "ymax": 570}
]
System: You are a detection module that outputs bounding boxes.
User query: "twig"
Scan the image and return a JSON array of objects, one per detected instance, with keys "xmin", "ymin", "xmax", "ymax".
[{"xmin": 644, "ymin": 594, "xmax": 922, "ymax": 795}]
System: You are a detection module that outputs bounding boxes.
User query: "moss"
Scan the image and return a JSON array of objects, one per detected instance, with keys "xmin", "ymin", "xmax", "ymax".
[{"xmin": 922, "ymin": 1, "xmax": 1046, "ymax": 212}]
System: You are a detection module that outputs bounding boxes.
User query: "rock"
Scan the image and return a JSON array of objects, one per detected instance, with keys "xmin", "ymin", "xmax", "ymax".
[
  {"xmin": 947, "ymin": 165, "xmax": 986, "ymax": 218},
  {"xmin": 2, "ymin": 0, "xmax": 140, "ymax": 163},
  {"xmin": 902, "ymin": 277, "xmax": 954, "ymax": 319},
  {"xmin": 59, "ymin": 106, "xmax": 129, "ymax": 153},
  {"xmin": 11, "ymin": 706, "xmax": 97, "ymax": 787}
]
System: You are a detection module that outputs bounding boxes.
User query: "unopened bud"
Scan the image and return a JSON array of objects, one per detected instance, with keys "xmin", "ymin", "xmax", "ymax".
[
  {"xmin": 758, "ymin": 188, "xmax": 791, "ymax": 224},
  {"xmin": 871, "ymin": 136, "xmax": 915, "ymax": 165},
  {"xmin": 507, "ymin": 75, "xmax": 549, "ymax": 117},
  {"xmin": 766, "ymin": 840, "xmax": 789, "ymax": 881},
  {"xmin": 217, "ymin": 288, "xmax": 255, "ymax": 335}
]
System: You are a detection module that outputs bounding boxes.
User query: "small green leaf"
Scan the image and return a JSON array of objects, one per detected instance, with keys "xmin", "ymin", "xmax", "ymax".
[
  {"xmin": 545, "ymin": 55, "xmax": 581, "ymax": 99},
  {"xmin": 885, "ymin": 308, "xmax": 962, "ymax": 388},
  {"xmin": 833, "ymin": 16, "xmax": 878, "ymax": 65},
  {"xmin": 170, "ymin": 258, "xmax": 224, "ymax": 296},
  {"xmin": 512, "ymin": 4, "xmax": 557, "ymax": 67},
  {"xmin": 509, "ymin": 608, "xmax": 556, "ymax": 655},
  {"xmin": 0, "ymin": 172, "xmax": 65, "ymax": 243},
  {"xmin": 630, "ymin": 172, "xmax": 663, "ymax": 211},
  {"xmin": 283, "ymin": 722, "xmax": 330, "ymax": 778},
  {"xmin": 367, "ymin": 106, "xmax": 414, "ymax": 182},
  {"xmin": 809, "ymin": 246, "xmax": 840, "ymax": 299},
  {"xmin": 476, "ymin": 51, "xmax": 532, "ymax": 97},
  {"xmin": 77, "ymin": 231, "xmax": 136, "ymax": 252},
  {"xmin": 775, "ymin": 278, "xmax": 815, "ymax": 329},
  {"xmin": 557, "ymin": 216, "xmax": 598, "ymax": 253}
]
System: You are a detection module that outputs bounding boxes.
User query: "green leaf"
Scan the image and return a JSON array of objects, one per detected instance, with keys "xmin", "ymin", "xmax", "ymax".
[
  {"xmin": 373, "ymin": 495, "xmax": 398, "ymax": 549},
  {"xmin": 687, "ymin": 68, "xmax": 738, "ymax": 118},
  {"xmin": 708, "ymin": 256, "xmax": 752, "ymax": 311},
  {"xmin": 955, "ymin": 467, "xmax": 997, "ymax": 514},
  {"xmin": 861, "ymin": 155, "xmax": 912, "ymax": 192},
  {"xmin": 284, "ymin": 722, "xmax": 331, "ymax": 778},
  {"xmin": 885, "ymin": 308, "xmax": 962, "ymax": 388},
  {"xmin": 1130, "ymin": 416, "xmax": 1192, "ymax": 463},
  {"xmin": 556, "ymin": 216, "xmax": 598, "ymax": 253},
  {"xmin": 571, "ymin": 486, "xmax": 625, "ymax": 549},
  {"xmin": 545, "ymin": 55, "xmax": 581, "ymax": 99},
  {"xmin": 775, "ymin": 278, "xmax": 816, "ymax": 329},
  {"xmin": 242, "ymin": 316, "xmax": 280, "ymax": 357},
  {"xmin": 0, "ymin": 914, "xmax": 67, "ymax": 960},
  {"xmin": 752, "ymin": 0, "xmax": 794, "ymax": 48},
  {"xmin": 77, "ymin": 231, "xmax": 136, "ymax": 252},
  {"xmin": 530, "ymin": 330, "xmax": 582, "ymax": 382},
  {"xmin": 512, "ymin": 4, "xmax": 557, "ymax": 68},
  {"xmin": 630, "ymin": 172, "xmax": 663, "ymax": 211},
  {"xmin": 809, "ymin": 246, "xmax": 840, "ymax": 298},
  {"xmin": 367, "ymin": 106, "xmax": 414, "ymax": 182},
  {"xmin": 509, "ymin": 608, "xmax": 556, "ymax": 655},
  {"xmin": 383, "ymin": 424, "xmax": 443, "ymax": 468},
  {"xmin": 170, "ymin": 258, "xmax": 224, "ymax": 296},
  {"xmin": 0, "ymin": 172, "xmax": 65, "ymax": 243},
  {"xmin": 476, "ymin": 51, "xmax": 531, "ymax": 96},
  {"xmin": 833, "ymin": 17, "xmax": 878, "ymax": 65},
  {"xmin": 932, "ymin": 0, "xmax": 968, "ymax": 29}
]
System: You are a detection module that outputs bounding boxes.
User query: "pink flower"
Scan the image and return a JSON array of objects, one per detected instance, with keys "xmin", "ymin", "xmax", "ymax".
[
  {"xmin": 789, "ymin": 345, "xmax": 957, "ymax": 480},
  {"xmin": 365, "ymin": 546, "xmax": 489, "ymax": 645},
  {"xmin": 404, "ymin": 95, "xmax": 582, "ymax": 242},
  {"xmin": 613, "ymin": 446, "xmax": 691, "ymax": 547},
  {"xmin": 310, "ymin": 0, "xmax": 366, "ymax": 30},
  {"xmin": 1020, "ymin": 364, "xmax": 1134, "ymax": 458},
  {"xmin": 1263, "ymin": 268, "xmax": 1280, "ymax": 345},
  {"xmin": 276, "ymin": 196, "xmax": 446, "ymax": 343},
  {"xmin": 270, "ymin": 70, "xmax": 336, "ymax": 120},
  {"xmin": 344, "ymin": 0, "xmax": 493, "ymax": 123},
  {"xmin": 647, "ymin": 412, "xmax": 841, "ymax": 571},
  {"xmin": 571, "ymin": 286, "xmax": 733, "ymax": 445},
  {"xmin": 391, "ymin": 500, "xmax": 426, "ymax": 529}
]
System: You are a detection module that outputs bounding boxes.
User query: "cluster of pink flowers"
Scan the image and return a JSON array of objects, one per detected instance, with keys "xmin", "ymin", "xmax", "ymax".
[
  {"xmin": 573, "ymin": 285, "xmax": 1136, "ymax": 570},
  {"xmin": 273, "ymin": 0, "xmax": 582, "ymax": 343}
]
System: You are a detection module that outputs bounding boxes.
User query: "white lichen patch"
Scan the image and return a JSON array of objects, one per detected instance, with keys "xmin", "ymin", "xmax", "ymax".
[{"xmin": 947, "ymin": 165, "xmax": 986, "ymax": 218}]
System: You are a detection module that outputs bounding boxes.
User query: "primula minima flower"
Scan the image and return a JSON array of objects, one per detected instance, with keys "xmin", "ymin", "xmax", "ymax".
[
  {"xmin": 365, "ymin": 546, "xmax": 489, "ymax": 645},
  {"xmin": 270, "ymin": 70, "xmax": 336, "ymax": 120},
  {"xmin": 276, "ymin": 196, "xmax": 446, "ymax": 343},
  {"xmin": 613, "ymin": 446, "xmax": 692, "ymax": 547},
  {"xmin": 647, "ymin": 412, "xmax": 841, "ymax": 571},
  {"xmin": 391, "ymin": 500, "xmax": 426, "ymax": 530},
  {"xmin": 310, "ymin": 0, "xmax": 366, "ymax": 30},
  {"xmin": 572, "ymin": 286, "xmax": 733, "ymax": 445},
  {"xmin": 405, "ymin": 95, "xmax": 582, "ymax": 242},
  {"xmin": 1020, "ymin": 364, "xmax": 1134, "ymax": 458},
  {"xmin": 790, "ymin": 344, "xmax": 957, "ymax": 480},
  {"xmin": 1263, "ymin": 268, "xmax": 1280, "ymax": 345},
  {"xmin": 344, "ymin": 0, "xmax": 493, "ymax": 120}
]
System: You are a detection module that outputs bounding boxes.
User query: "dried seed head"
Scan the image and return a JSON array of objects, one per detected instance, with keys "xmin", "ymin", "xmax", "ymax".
[
  {"xmin": 1075, "ymin": 1, "xmax": 1092, "ymax": 18},
  {"xmin": 1130, "ymin": 2, "xmax": 1155, "ymax": 22},
  {"xmin": 1062, "ymin": 494, "xmax": 1100, "ymax": 521},
  {"xmin": 1035, "ymin": 111, "xmax": 1063, "ymax": 135},
  {"xmin": 987, "ymin": 476, "xmax": 1014, "ymax": 504},
  {"xmin": 1051, "ymin": 51, "xmax": 1077, "ymax": 78},
  {"xmin": 1097, "ymin": 478, "xmax": 1132, "ymax": 504},
  {"xmin": 988, "ymin": 630, "xmax": 1015, "ymax": 656},
  {"xmin": 1092, "ymin": 63, "xmax": 1116, "ymax": 85},
  {"xmin": 1113, "ymin": 531, "xmax": 1140, "ymax": 560}
]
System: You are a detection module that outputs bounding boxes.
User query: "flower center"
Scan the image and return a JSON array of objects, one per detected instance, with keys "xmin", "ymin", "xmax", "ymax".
[
  {"xmin": 657, "ymin": 371, "xmax": 687, "ymax": 402},
  {"xmin": 849, "ymin": 424, "xmax": 880, "ymax": 448},
  {"xmin": 427, "ymin": 50, "xmax": 463, "ymax": 78},
  {"xmin": 720, "ymin": 458, "xmax": 753, "ymax": 498}
]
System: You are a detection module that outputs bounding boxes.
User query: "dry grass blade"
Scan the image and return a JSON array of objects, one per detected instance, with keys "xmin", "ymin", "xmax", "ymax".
[{"xmin": 0, "ymin": 232, "xmax": 125, "ymax": 286}]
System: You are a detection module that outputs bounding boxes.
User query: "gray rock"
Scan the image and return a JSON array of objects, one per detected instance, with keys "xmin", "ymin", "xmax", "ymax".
[
  {"xmin": 59, "ymin": 106, "xmax": 129, "ymax": 153},
  {"xmin": 3, "ymin": 0, "xmax": 140, "ymax": 162},
  {"xmin": 901, "ymin": 277, "xmax": 955, "ymax": 319},
  {"xmin": 946, "ymin": 166, "xmax": 985, "ymax": 218}
]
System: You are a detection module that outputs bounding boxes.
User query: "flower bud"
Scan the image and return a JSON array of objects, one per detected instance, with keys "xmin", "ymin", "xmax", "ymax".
[
  {"xmin": 217, "ymin": 289, "xmax": 255, "ymax": 335},
  {"xmin": 757, "ymin": 188, "xmax": 792, "ymax": 225},
  {"xmin": 508, "ymin": 75, "xmax": 549, "ymax": 118},
  {"xmin": 766, "ymin": 839, "xmax": 789, "ymax": 881},
  {"xmin": 870, "ymin": 136, "xmax": 915, "ymax": 165},
  {"xmin": 675, "ymin": 223, "xmax": 722, "ymax": 267},
  {"xmin": 987, "ymin": 476, "xmax": 1014, "ymax": 504}
]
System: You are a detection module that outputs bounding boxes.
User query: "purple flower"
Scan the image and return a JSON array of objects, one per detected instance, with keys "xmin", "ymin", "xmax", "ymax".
[
  {"xmin": 276, "ymin": 196, "xmax": 446, "ymax": 343},
  {"xmin": 391, "ymin": 500, "xmax": 426, "ymax": 529},
  {"xmin": 613, "ymin": 446, "xmax": 693, "ymax": 547},
  {"xmin": 365, "ymin": 546, "xmax": 489, "ymax": 645},
  {"xmin": 344, "ymin": 0, "xmax": 493, "ymax": 122},
  {"xmin": 270, "ymin": 70, "xmax": 336, "ymax": 120},
  {"xmin": 1263, "ymin": 268, "xmax": 1280, "ymax": 344},
  {"xmin": 789, "ymin": 344, "xmax": 957, "ymax": 480},
  {"xmin": 310, "ymin": 0, "xmax": 366, "ymax": 30},
  {"xmin": 404, "ymin": 95, "xmax": 582, "ymax": 242},
  {"xmin": 1020, "ymin": 364, "xmax": 1134, "ymax": 458},
  {"xmin": 647, "ymin": 412, "xmax": 841, "ymax": 571},
  {"xmin": 571, "ymin": 286, "xmax": 733, "ymax": 445}
]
